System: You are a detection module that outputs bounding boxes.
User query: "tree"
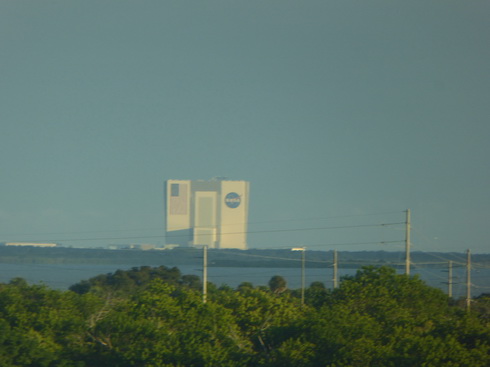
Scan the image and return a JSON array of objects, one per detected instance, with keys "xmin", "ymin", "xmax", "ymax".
[
  {"xmin": 305, "ymin": 281, "xmax": 329, "ymax": 308},
  {"xmin": 0, "ymin": 281, "xmax": 88, "ymax": 366},
  {"xmin": 237, "ymin": 282, "xmax": 254, "ymax": 292},
  {"xmin": 69, "ymin": 265, "xmax": 188, "ymax": 295},
  {"xmin": 302, "ymin": 266, "xmax": 490, "ymax": 367},
  {"xmin": 85, "ymin": 279, "xmax": 253, "ymax": 366},
  {"xmin": 1, "ymin": 265, "xmax": 488, "ymax": 366},
  {"xmin": 268, "ymin": 275, "xmax": 287, "ymax": 294}
]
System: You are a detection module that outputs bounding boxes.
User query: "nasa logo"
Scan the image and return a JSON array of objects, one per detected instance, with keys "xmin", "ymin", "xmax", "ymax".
[{"xmin": 225, "ymin": 192, "xmax": 241, "ymax": 208}]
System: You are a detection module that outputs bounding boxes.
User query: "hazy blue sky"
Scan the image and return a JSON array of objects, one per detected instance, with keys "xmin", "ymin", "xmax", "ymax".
[{"xmin": 1, "ymin": 1, "xmax": 489, "ymax": 253}]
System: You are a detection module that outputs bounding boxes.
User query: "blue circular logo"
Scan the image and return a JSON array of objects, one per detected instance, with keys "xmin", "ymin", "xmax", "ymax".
[{"xmin": 225, "ymin": 192, "xmax": 241, "ymax": 208}]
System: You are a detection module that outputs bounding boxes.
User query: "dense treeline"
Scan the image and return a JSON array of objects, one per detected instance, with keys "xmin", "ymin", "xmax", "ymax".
[{"xmin": 0, "ymin": 266, "xmax": 489, "ymax": 366}]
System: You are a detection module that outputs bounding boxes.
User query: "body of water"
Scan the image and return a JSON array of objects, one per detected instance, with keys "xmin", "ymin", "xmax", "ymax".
[{"xmin": 0, "ymin": 263, "xmax": 488, "ymax": 299}]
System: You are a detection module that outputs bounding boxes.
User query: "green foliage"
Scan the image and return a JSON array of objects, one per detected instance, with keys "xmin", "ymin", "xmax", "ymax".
[
  {"xmin": 472, "ymin": 293, "xmax": 490, "ymax": 323},
  {"xmin": 0, "ymin": 280, "xmax": 87, "ymax": 366},
  {"xmin": 69, "ymin": 265, "xmax": 200, "ymax": 296},
  {"xmin": 329, "ymin": 266, "xmax": 452, "ymax": 324},
  {"xmin": 297, "ymin": 266, "xmax": 490, "ymax": 367},
  {"xmin": 82, "ymin": 280, "xmax": 253, "ymax": 366},
  {"xmin": 268, "ymin": 275, "xmax": 287, "ymax": 293},
  {"xmin": 0, "ymin": 266, "xmax": 488, "ymax": 366},
  {"xmin": 305, "ymin": 281, "xmax": 330, "ymax": 308}
]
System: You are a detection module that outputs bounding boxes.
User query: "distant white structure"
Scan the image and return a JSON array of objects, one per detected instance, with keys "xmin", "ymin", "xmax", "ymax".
[
  {"xmin": 108, "ymin": 244, "xmax": 157, "ymax": 251},
  {"xmin": 4, "ymin": 242, "xmax": 58, "ymax": 248},
  {"xmin": 164, "ymin": 179, "xmax": 250, "ymax": 249}
]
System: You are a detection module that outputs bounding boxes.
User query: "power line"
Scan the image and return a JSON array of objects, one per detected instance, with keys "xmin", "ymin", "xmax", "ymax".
[
  {"xmin": 0, "ymin": 211, "xmax": 405, "ymax": 238},
  {"xmin": 247, "ymin": 211, "xmax": 405, "ymax": 225},
  {"xmin": 240, "ymin": 222, "xmax": 406, "ymax": 236},
  {"xmin": 4, "ymin": 222, "xmax": 405, "ymax": 243},
  {"xmin": 305, "ymin": 240, "xmax": 405, "ymax": 248},
  {"xmin": 0, "ymin": 228, "xmax": 165, "ymax": 237},
  {"xmin": 215, "ymin": 249, "xmax": 316, "ymax": 264},
  {"xmin": 409, "ymin": 243, "xmax": 468, "ymax": 266}
]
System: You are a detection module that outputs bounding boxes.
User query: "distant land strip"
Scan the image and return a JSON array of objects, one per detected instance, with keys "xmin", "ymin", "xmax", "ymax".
[{"xmin": 0, "ymin": 246, "xmax": 489, "ymax": 268}]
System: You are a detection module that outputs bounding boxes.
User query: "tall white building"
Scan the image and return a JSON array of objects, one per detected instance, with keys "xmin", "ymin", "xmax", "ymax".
[{"xmin": 164, "ymin": 179, "xmax": 250, "ymax": 249}]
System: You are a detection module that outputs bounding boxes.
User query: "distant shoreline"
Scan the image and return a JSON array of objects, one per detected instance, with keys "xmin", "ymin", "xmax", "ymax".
[{"xmin": 1, "ymin": 246, "xmax": 488, "ymax": 269}]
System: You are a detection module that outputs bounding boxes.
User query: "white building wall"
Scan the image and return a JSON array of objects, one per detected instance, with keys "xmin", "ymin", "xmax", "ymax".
[
  {"xmin": 219, "ymin": 180, "xmax": 249, "ymax": 249},
  {"xmin": 164, "ymin": 179, "xmax": 249, "ymax": 250},
  {"xmin": 193, "ymin": 191, "xmax": 217, "ymax": 247},
  {"xmin": 165, "ymin": 180, "xmax": 191, "ymax": 246}
]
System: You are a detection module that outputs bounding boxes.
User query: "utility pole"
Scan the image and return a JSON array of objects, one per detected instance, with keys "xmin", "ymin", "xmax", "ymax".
[
  {"xmin": 203, "ymin": 245, "xmax": 208, "ymax": 304},
  {"xmin": 301, "ymin": 248, "xmax": 305, "ymax": 306},
  {"xmin": 405, "ymin": 209, "xmax": 411, "ymax": 275},
  {"xmin": 292, "ymin": 247, "xmax": 306, "ymax": 306},
  {"xmin": 448, "ymin": 261, "xmax": 453, "ymax": 298},
  {"xmin": 466, "ymin": 249, "xmax": 471, "ymax": 311},
  {"xmin": 333, "ymin": 249, "xmax": 338, "ymax": 289}
]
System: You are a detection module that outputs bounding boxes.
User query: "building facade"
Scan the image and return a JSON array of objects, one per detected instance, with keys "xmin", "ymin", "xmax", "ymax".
[{"xmin": 164, "ymin": 179, "xmax": 250, "ymax": 249}]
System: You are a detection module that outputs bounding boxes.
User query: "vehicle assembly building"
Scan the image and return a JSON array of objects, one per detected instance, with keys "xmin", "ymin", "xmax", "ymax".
[{"xmin": 164, "ymin": 179, "xmax": 250, "ymax": 249}]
